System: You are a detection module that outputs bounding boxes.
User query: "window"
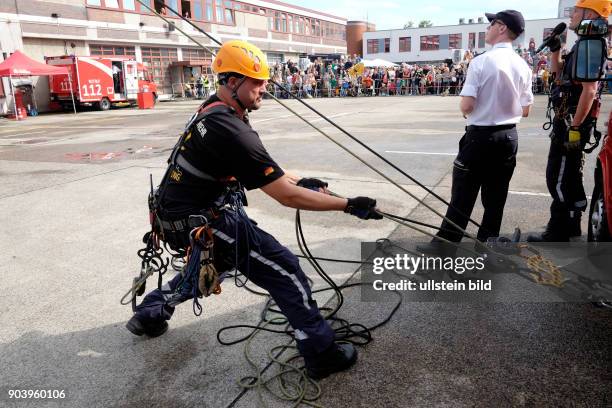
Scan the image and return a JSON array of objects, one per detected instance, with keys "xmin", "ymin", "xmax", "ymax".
[
  {"xmin": 215, "ymin": 0, "xmax": 223, "ymax": 22},
  {"xmin": 223, "ymin": 1, "xmax": 234, "ymax": 24},
  {"xmin": 233, "ymin": 2, "xmax": 262, "ymax": 14},
  {"xmin": 264, "ymin": 9, "xmax": 332, "ymax": 37},
  {"xmin": 366, "ymin": 39, "xmax": 388, "ymax": 53},
  {"xmin": 90, "ymin": 44, "xmax": 136, "ymax": 56},
  {"xmin": 0, "ymin": 78, "xmax": 5, "ymax": 98},
  {"xmin": 178, "ymin": 0, "xmax": 232, "ymax": 23},
  {"xmin": 86, "ymin": 0, "xmax": 162, "ymax": 12},
  {"xmin": 478, "ymin": 32, "xmax": 485, "ymax": 48},
  {"xmin": 180, "ymin": 1, "xmax": 191, "ymax": 17},
  {"xmin": 182, "ymin": 48, "xmax": 212, "ymax": 60},
  {"xmin": 449, "ymin": 33, "xmax": 462, "ymax": 49},
  {"xmin": 367, "ymin": 39, "xmax": 379, "ymax": 54},
  {"xmin": 193, "ymin": 0, "xmax": 202, "ymax": 19},
  {"xmin": 399, "ymin": 37, "xmax": 411, "ymax": 52},
  {"xmin": 468, "ymin": 32, "xmax": 476, "ymax": 49},
  {"xmin": 141, "ymin": 47, "xmax": 178, "ymax": 93},
  {"xmin": 563, "ymin": 7, "xmax": 574, "ymax": 17},
  {"xmin": 420, "ymin": 35, "xmax": 440, "ymax": 51},
  {"xmin": 123, "ymin": 0, "xmax": 136, "ymax": 10},
  {"xmin": 205, "ymin": 0, "xmax": 213, "ymax": 20},
  {"xmin": 267, "ymin": 52, "xmax": 284, "ymax": 64},
  {"xmin": 154, "ymin": 0, "xmax": 165, "ymax": 13}
]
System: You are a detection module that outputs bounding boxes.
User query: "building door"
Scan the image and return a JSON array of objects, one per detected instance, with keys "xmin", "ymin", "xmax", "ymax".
[
  {"xmin": 141, "ymin": 47, "xmax": 178, "ymax": 95},
  {"xmin": 123, "ymin": 60, "xmax": 139, "ymax": 99}
]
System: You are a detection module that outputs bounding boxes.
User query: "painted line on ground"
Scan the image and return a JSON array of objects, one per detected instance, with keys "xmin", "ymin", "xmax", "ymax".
[
  {"xmin": 508, "ymin": 190, "xmax": 550, "ymax": 197},
  {"xmin": 252, "ymin": 114, "xmax": 296, "ymax": 124},
  {"xmin": 386, "ymin": 150, "xmax": 456, "ymax": 156}
]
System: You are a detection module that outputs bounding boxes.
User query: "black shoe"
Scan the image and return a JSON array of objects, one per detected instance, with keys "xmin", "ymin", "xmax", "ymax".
[
  {"xmin": 304, "ymin": 343, "xmax": 358, "ymax": 380},
  {"xmin": 526, "ymin": 230, "xmax": 569, "ymax": 242},
  {"xmin": 126, "ymin": 315, "xmax": 169, "ymax": 338}
]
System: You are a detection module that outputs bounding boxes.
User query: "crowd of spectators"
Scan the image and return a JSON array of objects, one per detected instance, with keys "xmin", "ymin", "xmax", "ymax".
[
  {"xmin": 179, "ymin": 40, "xmax": 612, "ymax": 100},
  {"xmin": 269, "ymin": 56, "xmax": 470, "ymax": 98},
  {"xmin": 266, "ymin": 39, "xmax": 612, "ymax": 99}
]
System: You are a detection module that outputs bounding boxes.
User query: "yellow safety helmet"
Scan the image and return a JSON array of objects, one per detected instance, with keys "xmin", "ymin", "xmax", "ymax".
[
  {"xmin": 575, "ymin": 0, "xmax": 611, "ymax": 18},
  {"xmin": 212, "ymin": 40, "xmax": 270, "ymax": 81}
]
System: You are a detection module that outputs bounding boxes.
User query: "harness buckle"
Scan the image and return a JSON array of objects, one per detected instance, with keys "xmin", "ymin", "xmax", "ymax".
[{"xmin": 188, "ymin": 214, "xmax": 209, "ymax": 228}]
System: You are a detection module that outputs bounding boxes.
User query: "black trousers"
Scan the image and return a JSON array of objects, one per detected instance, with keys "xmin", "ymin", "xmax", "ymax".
[
  {"xmin": 135, "ymin": 209, "xmax": 335, "ymax": 357},
  {"xmin": 544, "ymin": 124, "xmax": 587, "ymax": 233},
  {"xmin": 436, "ymin": 126, "xmax": 518, "ymax": 242}
]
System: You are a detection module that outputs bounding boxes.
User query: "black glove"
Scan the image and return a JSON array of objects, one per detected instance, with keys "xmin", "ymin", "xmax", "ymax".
[
  {"xmin": 297, "ymin": 178, "xmax": 328, "ymax": 191},
  {"xmin": 548, "ymin": 36, "xmax": 562, "ymax": 53},
  {"xmin": 344, "ymin": 197, "xmax": 383, "ymax": 220}
]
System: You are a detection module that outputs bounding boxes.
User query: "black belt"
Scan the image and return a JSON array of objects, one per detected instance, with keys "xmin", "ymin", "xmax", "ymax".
[
  {"xmin": 466, "ymin": 124, "xmax": 516, "ymax": 131},
  {"xmin": 160, "ymin": 208, "xmax": 222, "ymax": 233}
]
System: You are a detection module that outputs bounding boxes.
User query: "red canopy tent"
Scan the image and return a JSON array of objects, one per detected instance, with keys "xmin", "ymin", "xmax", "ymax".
[{"xmin": 0, "ymin": 50, "xmax": 76, "ymax": 119}]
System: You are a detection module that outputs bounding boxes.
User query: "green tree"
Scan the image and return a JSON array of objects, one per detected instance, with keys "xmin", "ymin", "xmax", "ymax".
[
  {"xmin": 403, "ymin": 21, "xmax": 414, "ymax": 29},
  {"xmin": 418, "ymin": 20, "xmax": 433, "ymax": 28}
]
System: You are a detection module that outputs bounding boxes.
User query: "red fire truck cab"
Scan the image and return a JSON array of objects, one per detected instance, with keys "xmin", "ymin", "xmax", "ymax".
[
  {"xmin": 46, "ymin": 55, "xmax": 158, "ymax": 111},
  {"xmin": 588, "ymin": 110, "xmax": 612, "ymax": 242}
]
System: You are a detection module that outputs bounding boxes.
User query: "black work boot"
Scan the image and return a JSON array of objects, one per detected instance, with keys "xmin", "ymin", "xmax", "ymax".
[
  {"xmin": 304, "ymin": 342, "xmax": 358, "ymax": 380},
  {"xmin": 126, "ymin": 315, "xmax": 169, "ymax": 338},
  {"xmin": 526, "ymin": 230, "xmax": 569, "ymax": 242},
  {"xmin": 527, "ymin": 226, "xmax": 569, "ymax": 242},
  {"xmin": 416, "ymin": 239, "xmax": 457, "ymax": 258},
  {"xmin": 527, "ymin": 217, "xmax": 570, "ymax": 242}
]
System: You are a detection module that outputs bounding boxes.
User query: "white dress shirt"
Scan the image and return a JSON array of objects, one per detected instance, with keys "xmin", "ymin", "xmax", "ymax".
[{"xmin": 460, "ymin": 42, "xmax": 534, "ymax": 126}]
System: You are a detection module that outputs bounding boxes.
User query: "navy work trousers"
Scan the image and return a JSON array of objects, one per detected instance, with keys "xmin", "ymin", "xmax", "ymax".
[
  {"xmin": 436, "ymin": 126, "xmax": 518, "ymax": 243},
  {"xmin": 544, "ymin": 123, "xmax": 587, "ymax": 234},
  {"xmin": 133, "ymin": 209, "xmax": 335, "ymax": 357}
]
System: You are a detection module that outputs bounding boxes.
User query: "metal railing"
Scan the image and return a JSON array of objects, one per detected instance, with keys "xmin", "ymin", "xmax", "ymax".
[{"xmin": 266, "ymin": 76, "xmax": 554, "ymax": 99}]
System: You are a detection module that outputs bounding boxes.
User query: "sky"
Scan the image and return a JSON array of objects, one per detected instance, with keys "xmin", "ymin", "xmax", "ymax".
[{"xmin": 287, "ymin": 0, "xmax": 560, "ymax": 29}]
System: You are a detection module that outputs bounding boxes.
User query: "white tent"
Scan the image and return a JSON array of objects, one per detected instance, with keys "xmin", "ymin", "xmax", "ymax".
[{"xmin": 360, "ymin": 58, "xmax": 399, "ymax": 68}]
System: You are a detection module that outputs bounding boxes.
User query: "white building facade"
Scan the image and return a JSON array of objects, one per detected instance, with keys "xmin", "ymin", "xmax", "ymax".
[
  {"xmin": 363, "ymin": 0, "xmax": 610, "ymax": 64},
  {"xmin": 362, "ymin": 18, "xmax": 587, "ymax": 64}
]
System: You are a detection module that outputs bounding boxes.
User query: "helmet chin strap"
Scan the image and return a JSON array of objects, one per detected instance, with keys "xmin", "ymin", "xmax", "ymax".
[{"xmin": 231, "ymin": 77, "xmax": 248, "ymax": 111}]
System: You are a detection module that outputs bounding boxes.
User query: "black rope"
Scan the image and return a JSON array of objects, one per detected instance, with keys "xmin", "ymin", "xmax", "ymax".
[
  {"xmin": 150, "ymin": 0, "xmax": 486, "ymax": 235},
  {"xmin": 216, "ymin": 210, "xmax": 403, "ymax": 348}
]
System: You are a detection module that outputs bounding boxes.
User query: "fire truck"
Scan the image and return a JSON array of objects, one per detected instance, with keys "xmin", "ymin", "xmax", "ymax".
[
  {"xmin": 588, "ymin": 110, "xmax": 612, "ymax": 242},
  {"xmin": 46, "ymin": 55, "xmax": 157, "ymax": 111}
]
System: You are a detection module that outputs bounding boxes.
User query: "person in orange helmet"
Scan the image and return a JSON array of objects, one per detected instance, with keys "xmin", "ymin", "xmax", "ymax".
[
  {"xmin": 529, "ymin": 0, "xmax": 611, "ymax": 241},
  {"xmin": 126, "ymin": 40, "xmax": 382, "ymax": 379}
]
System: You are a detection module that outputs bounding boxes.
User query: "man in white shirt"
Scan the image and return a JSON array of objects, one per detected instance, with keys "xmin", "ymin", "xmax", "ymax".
[{"xmin": 421, "ymin": 10, "xmax": 534, "ymax": 250}]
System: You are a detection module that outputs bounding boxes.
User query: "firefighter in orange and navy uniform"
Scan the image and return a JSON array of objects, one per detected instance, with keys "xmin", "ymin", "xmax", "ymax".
[{"xmin": 126, "ymin": 40, "xmax": 382, "ymax": 379}]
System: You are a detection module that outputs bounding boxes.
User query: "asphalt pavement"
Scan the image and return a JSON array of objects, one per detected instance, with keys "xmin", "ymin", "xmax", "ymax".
[{"xmin": 0, "ymin": 95, "xmax": 610, "ymax": 407}]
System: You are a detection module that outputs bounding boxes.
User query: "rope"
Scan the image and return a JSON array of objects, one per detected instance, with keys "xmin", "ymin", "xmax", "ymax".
[{"xmin": 134, "ymin": 0, "xmax": 488, "ymax": 247}]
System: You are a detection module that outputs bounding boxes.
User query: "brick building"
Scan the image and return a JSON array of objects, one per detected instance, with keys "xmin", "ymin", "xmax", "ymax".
[{"xmin": 0, "ymin": 0, "xmax": 347, "ymax": 113}]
